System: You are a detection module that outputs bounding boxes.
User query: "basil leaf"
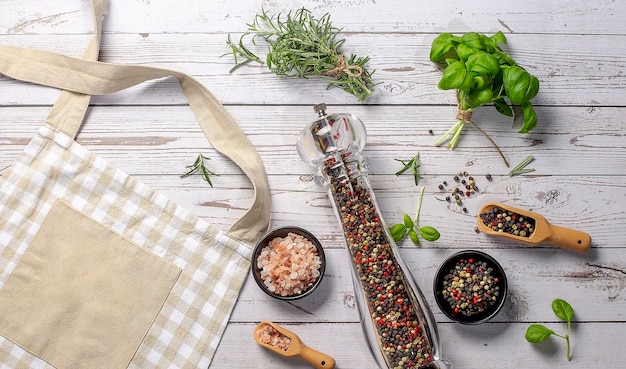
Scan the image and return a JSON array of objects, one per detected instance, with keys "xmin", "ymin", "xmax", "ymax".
[
  {"xmin": 467, "ymin": 52, "xmax": 501, "ymax": 75},
  {"xmin": 409, "ymin": 228, "xmax": 420, "ymax": 245},
  {"xmin": 520, "ymin": 101, "xmax": 538, "ymax": 133},
  {"xmin": 503, "ymin": 65, "xmax": 540, "ymax": 104},
  {"xmin": 419, "ymin": 226, "xmax": 441, "ymax": 242},
  {"xmin": 552, "ymin": 299, "xmax": 575, "ymax": 323},
  {"xmin": 525, "ymin": 324, "xmax": 555, "ymax": 343},
  {"xmin": 430, "ymin": 33, "xmax": 454, "ymax": 62},
  {"xmin": 468, "ymin": 88, "xmax": 493, "ymax": 108},
  {"xmin": 490, "ymin": 31, "xmax": 507, "ymax": 45},
  {"xmin": 494, "ymin": 98, "xmax": 514, "ymax": 117},
  {"xmin": 438, "ymin": 61, "xmax": 468, "ymax": 90},
  {"xmin": 458, "ymin": 72, "xmax": 476, "ymax": 93},
  {"xmin": 389, "ymin": 224, "xmax": 407, "ymax": 242},
  {"xmin": 460, "ymin": 32, "xmax": 484, "ymax": 50},
  {"xmin": 456, "ymin": 44, "xmax": 474, "ymax": 61},
  {"xmin": 403, "ymin": 213, "xmax": 414, "ymax": 229},
  {"xmin": 494, "ymin": 50, "xmax": 516, "ymax": 66}
]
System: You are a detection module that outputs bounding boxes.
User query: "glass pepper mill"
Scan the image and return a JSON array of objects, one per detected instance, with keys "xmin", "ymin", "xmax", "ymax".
[{"xmin": 297, "ymin": 104, "xmax": 452, "ymax": 369}]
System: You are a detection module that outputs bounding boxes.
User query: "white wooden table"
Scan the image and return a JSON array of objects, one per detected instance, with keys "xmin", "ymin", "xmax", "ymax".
[{"xmin": 1, "ymin": 0, "xmax": 625, "ymax": 368}]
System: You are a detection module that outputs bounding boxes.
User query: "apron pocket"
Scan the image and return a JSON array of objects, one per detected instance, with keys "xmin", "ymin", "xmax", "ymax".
[{"xmin": 0, "ymin": 199, "xmax": 182, "ymax": 369}]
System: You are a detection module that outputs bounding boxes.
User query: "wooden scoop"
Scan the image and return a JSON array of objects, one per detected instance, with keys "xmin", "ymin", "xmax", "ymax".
[
  {"xmin": 477, "ymin": 202, "xmax": 591, "ymax": 253},
  {"xmin": 254, "ymin": 321, "xmax": 336, "ymax": 369}
]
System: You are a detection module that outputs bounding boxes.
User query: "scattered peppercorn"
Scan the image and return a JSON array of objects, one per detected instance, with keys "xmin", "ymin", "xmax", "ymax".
[
  {"xmin": 454, "ymin": 175, "xmax": 460, "ymax": 182},
  {"xmin": 486, "ymin": 174, "xmax": 492, "ymax": 181},
  {"xmin": 438, "ymin": 184, "xmax": 444, "ymax": 190},
  {"xmin": 428, "ymin": 129, "xmax": 434, "ymax": 135}
]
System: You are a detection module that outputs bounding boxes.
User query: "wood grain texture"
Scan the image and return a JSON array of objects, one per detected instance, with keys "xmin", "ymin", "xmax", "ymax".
[{"xmin": 1, "ymin": 0, "xmax": 624, "ymax": 368}]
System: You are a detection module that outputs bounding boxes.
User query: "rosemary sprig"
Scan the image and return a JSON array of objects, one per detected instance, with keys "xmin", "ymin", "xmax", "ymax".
[
  {"xmin": 394, "ymin": 152, "xmax": 423, "ymax": 185},
  {"xmin": 181, "ymin": 154, "xmax": 219, "ymax": 187},
  {"xmin": 226, "ymin": 8, "xmax": 376, "ymax": 102},
  {"xmin": 509, "ymin": 155, "xmax": 535, "ymax": 176}
]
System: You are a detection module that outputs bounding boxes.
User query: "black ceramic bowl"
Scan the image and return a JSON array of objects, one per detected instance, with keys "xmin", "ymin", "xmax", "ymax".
[
  {"xmin": 433, "ymin": 250, "xmax": 507, "ymax": 324},
  {"xmin": 251, "ymin": 226, "xmax": 326, "ymax": 301}
]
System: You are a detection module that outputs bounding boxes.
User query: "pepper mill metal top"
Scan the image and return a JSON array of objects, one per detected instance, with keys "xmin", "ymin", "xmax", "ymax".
[
  {"xmin": 297, "ymin": 103, "xmax": 367, "ymax": 167},
  {"xmin": 313, "ymin": 103, "xmax": 327, "ymax": 117}
]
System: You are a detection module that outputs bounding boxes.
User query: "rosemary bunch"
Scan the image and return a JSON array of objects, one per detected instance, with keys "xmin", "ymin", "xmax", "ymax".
[{"xmin": 226, "ymin": 8, "xmax": 375, "ymax": 102}]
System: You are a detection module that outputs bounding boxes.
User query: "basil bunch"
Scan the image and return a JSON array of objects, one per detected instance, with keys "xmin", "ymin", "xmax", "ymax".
[{"xmin": 430, "ymin": 32, "xmax": 540, "ymax": 158}]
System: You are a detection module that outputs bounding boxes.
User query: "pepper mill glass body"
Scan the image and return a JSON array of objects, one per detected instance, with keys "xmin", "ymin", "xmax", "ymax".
[{"xmin": 297, "ymin": 104, "xmax": 452, "ymax": 369}]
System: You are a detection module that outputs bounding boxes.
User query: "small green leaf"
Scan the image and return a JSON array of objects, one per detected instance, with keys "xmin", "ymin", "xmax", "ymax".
[
  {"xmin": 456, "ymin": 44, "xmax": 474, "ymax": 61},
  {"xmin": 430, "ymin": 33, "xmax": 455, "ymax": 62},
  {"xmin": 490, "ymin": 31, "xmax": 507, "ymax": 45},
  {"xmin": 389, "ymin": 224, "xmax": 407, "ymax": 242},
  {"xmin": 438, "ymin": 61, "xmax": 468, "ymax": 90},
  {"xmin": 467, "ymin": 52, "xmax": 500, "ymax": 75},
  {"xmin": 468, "ymin": 88, "xmax": 493, "ymax": 108},
  {"xmin": 520, "ymin": 101, "xmax": 538, "ymax": 133},
  {"xmin": 494, "ymin": 51, "xmax": 516, "ymax": 67},
  {"xmin": 503, "ymin": 65, "xmax": 540, "ymax": 104},
  {"xmin": 408, "ymin": 228, "xmax": 420, "ymax": 245},
  {"xmin": 460, "ymin": 32, "xmax": 485, "ymax": 50},
  {"xmin": 419, "ymin": 226, "xmax": 440, "ymax": 242},
  {"xmin": 525, "ymin": 324, "xmax": 555, "ymax": 343},
  {"xmin": 403, "ymin": 213, "xmax": 414, "ymax": 229},
  {"xmin": 494, "ymin": 98, "xmax": 514, "ymax": 117},
  {"xmin": 552, "ymin": 299, "xmax": 575, "ymax": 323}
]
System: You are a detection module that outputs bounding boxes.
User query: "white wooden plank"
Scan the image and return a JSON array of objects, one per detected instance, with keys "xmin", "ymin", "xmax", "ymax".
[
  {"xmin": 213, "ymin": 321, "xmax": 626, "ymax": 368},
  {"xmin": 0, "ymin": 33, "xmax": 625, "ymax": 106},
  {"xmin": 1, "ymin": 106, "xmax": 623, "ymax": 175},
  {"xmin": 2, "ymin": 0, "xmax": 625, "ymax": 35}
]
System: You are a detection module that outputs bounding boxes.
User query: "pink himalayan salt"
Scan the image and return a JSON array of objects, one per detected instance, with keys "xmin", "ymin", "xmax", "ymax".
[
  {"xmin": 257, "ymin": 324, "xmax": 291, "ymax": 351},
  {"xmin": 256, "ymin": 232, "xmax": 322, "ymax": 297}
]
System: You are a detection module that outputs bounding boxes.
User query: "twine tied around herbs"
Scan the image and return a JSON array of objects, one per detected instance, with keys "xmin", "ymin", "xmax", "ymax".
[
  {"xmin": 456, "ymin": 104, "xmax": 510, "ymax": 167},
  {"xmin": 324, "ymin": 54, "xmax": 364, "ymax": 78},
  {"xmin": 456, "ymin": 109, "xmax": 473, "ymax": 124}
]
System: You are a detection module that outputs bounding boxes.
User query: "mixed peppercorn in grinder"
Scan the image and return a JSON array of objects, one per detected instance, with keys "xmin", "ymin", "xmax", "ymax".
[{"xmin": 297, "ymin": 104, "xmax": 452, "ymax": 369}]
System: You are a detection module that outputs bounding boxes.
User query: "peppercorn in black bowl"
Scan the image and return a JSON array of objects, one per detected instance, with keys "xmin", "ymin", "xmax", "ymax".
[{"xmin": 433, "ymin": 250, "xmax": 507, "ymax": 324}]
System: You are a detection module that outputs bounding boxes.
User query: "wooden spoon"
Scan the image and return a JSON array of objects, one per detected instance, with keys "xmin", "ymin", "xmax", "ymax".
[
  {"xmin": 254, "ymin": 321, "xmax": 336, "ymax": 369},
  {"xmin": 477, "ymin": 202, "xmax": 591, "ymax": 253}
]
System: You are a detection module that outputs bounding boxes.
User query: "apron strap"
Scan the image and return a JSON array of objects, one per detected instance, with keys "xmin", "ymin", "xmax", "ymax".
[
  {"xmin": 45, "ymin": 0, "xmax": 106, "ymax": 138},
  {"xmin": 0, "ymin": 10, "xmax": 270, "ymax": 246}
]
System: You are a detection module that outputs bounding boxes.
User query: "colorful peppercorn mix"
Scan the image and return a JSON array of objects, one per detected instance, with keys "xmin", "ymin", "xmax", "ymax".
[
  {"xmin": 434, "ymin": 251, "xmax": 507, "ymax": 324},
  {"xmin": 439, "ymin": 258, "xmax": 501, "ymax": 318},
  {"xmin": 479, "ymin": 206, "xmax": 536, "ymax": 238},
  {"xmin": 324, "ymin": 152, "xmax": 435, "ymax": 369}
]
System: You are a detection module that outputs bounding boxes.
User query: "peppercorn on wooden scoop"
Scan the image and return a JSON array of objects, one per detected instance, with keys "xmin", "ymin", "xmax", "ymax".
[
  {"xmin": 477, "ymin": 202, "xmax": 591, "ymax": 253},
  {"xmin": 254, "ymin": 321, "xmax": 336, "ymax": 369}
]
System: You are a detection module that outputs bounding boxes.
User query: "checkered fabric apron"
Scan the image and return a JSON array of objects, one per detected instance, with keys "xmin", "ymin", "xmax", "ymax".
[{"xmin": 0, "ymin": 1, "xmax": 271, "ymax": 368}]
